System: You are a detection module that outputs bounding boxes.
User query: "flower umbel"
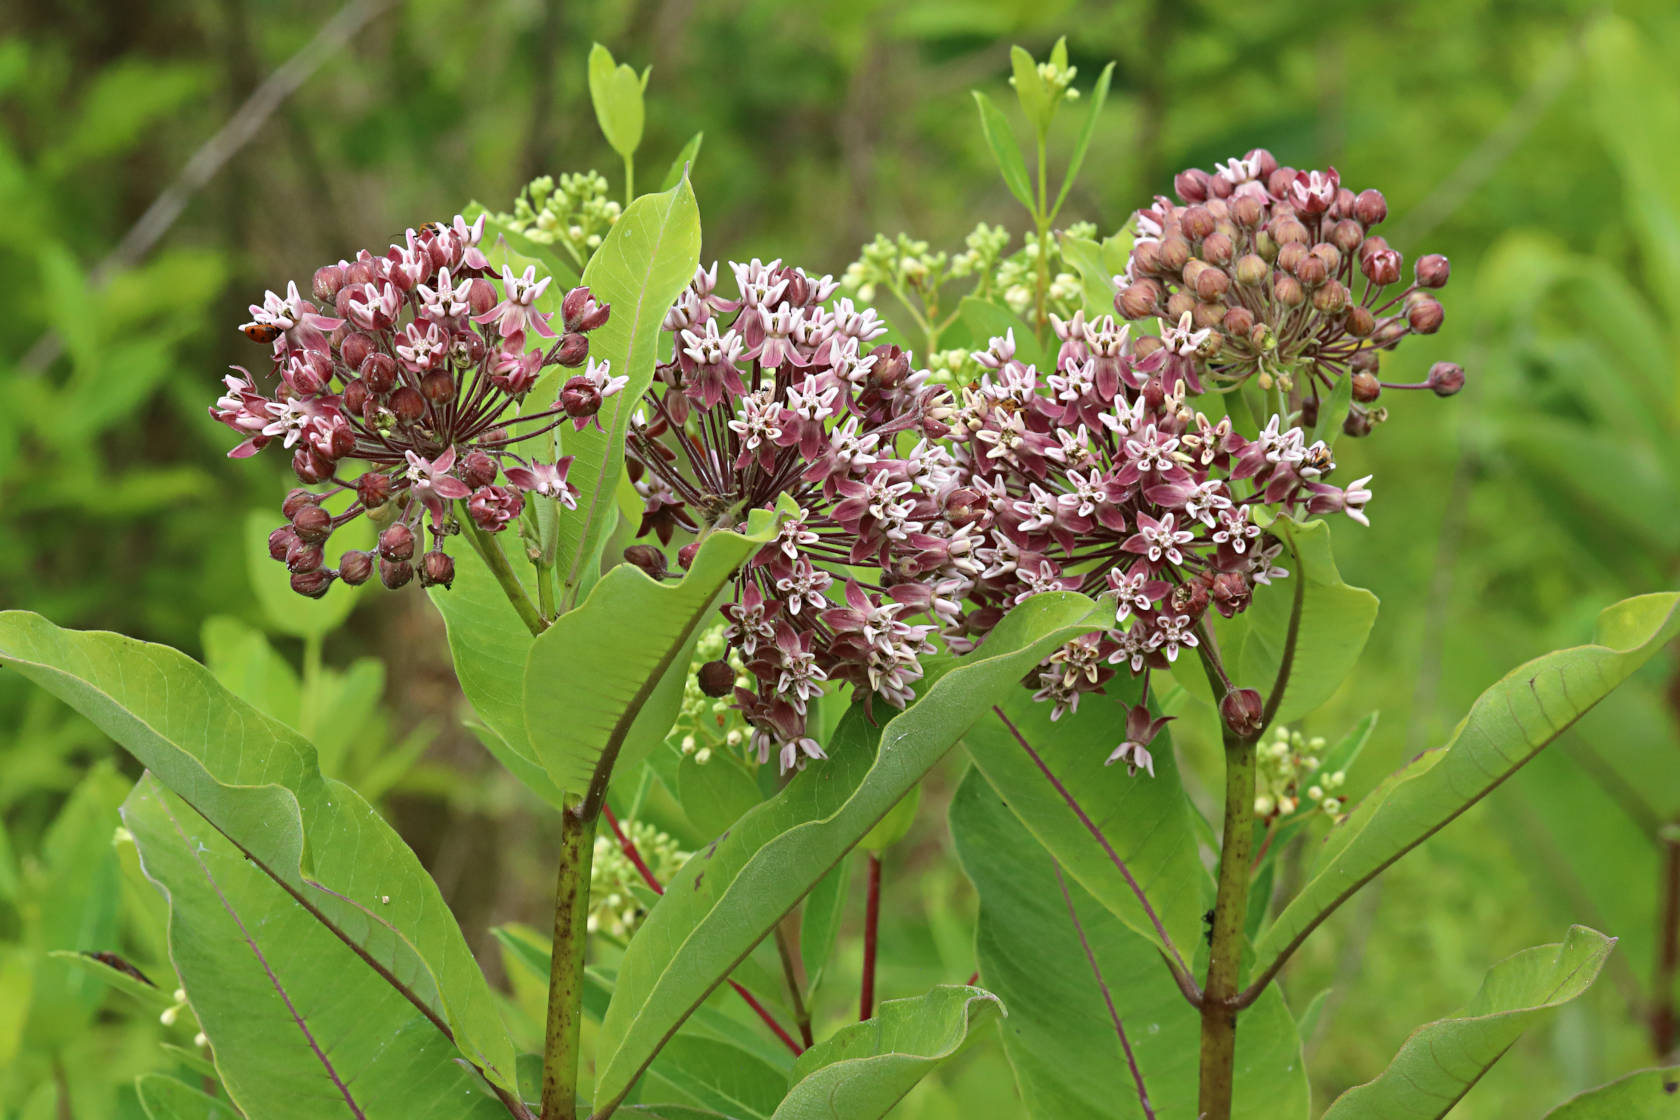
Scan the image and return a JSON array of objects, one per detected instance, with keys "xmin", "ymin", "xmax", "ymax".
[{"xmin": 212, "ymin": 215, "xmax": 613, "ymax": 598}]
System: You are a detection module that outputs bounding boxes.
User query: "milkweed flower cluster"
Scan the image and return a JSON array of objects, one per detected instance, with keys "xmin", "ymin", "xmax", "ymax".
[
  {"xmin": 1254, "ymin": 724, "xmax": 1345, "ymax": 819},
  {"xmin": 209, "ymin": 215, "xmax": 616, "ymax": 597},
  {"xmin": 625, "ymin": 259, "xmax": 963, "ymax": 773},
  {"xmin": 937, "ymin": 319, "xmax": 1375, "ymax": 763},
  {"xmin": 588, "ymin": 820, "xmax": 689, "ymax": 940},
  {"xmin": 1116, "ymin": 148, "xmax": 1463, "ymax": 437}
]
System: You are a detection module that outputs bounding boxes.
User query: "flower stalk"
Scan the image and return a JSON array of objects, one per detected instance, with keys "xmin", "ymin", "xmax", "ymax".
[{"xmin": 540, "ymin": 807, "xmax": 597, "ymax": 1120}]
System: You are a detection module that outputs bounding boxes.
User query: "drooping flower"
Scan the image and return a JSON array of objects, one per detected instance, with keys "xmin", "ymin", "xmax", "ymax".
[
  {"xmin": 1117, "ymin": 148, "xmax": 1462, "ymax": 437},
  {"xmin": 626, "ymin": 260, "xmax": 963, "ymax": 771},
  {"xmin": 211, "ymin": 216, "xmax": 612, "ymax": 597}
]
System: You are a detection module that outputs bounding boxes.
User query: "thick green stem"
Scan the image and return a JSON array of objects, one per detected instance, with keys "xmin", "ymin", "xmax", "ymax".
[
  {"xmin": 1033, "ymin": 134, "xmax": 1051, "ymax": 339},
  {"xmin": 299, "ymin": 632, "xmax": 323, "ymax": 739},
  {"xmin": 624, "ymin": 153, "xmax": 635, "ymax": 208},
  {"xmin": 1198, "ymin": 732, "xmax": 1258, "ymax": 1119},
  {"xmin": 459, "ymin": 508, "xmax": 547, "ymax": 636},
  {"xmin": 540, "ymin": 808, "xmax": 597, "ymax": 1120}
]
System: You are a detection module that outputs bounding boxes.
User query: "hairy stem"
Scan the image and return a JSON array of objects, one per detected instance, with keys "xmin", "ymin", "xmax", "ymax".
[
  {"xmin": 1197, "ymin": 730, "xmax": 1258, "ymax": 1119},
  {"xmin": 541, "ymin": 809, "xmax": 597, "ymax": 1120},
  {"xmin": 774, "ymin": 915, "xmax": 815, "ymax": 1047},
  {"xmin": 861, "ymin": 852, "xmax": 882, "ymax": 1020},
  {"xmin": 459, "ymin": 508, "xmax": 547, "ymax": 636}
]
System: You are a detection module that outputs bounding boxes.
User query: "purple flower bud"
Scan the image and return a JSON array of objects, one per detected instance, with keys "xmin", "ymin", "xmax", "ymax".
[
  {"xmin": 379, "ymin": 557, "xmax": 414, "ymax": 589},
  {"xmin": 290, "ymin": 503, "xmax": 333, "ymax": 543},
  {"xmin": 461, "ymin": 450, "xmax": 497, "ymax": 488},
  {"xmin": 1118, "ymin": 282, "xmax": 1162, "ymax": 319},
  {"xmin": 556, "ymin": 332, "xmax": 591, "ymax": 367},
  {"xmin": 697, "ymin": 660, "xmax": 735, "ymax": 697},
  {"xmin": 1233, "ymin": 254, "xmax": 1268, "ymax": 287},
  {"xmin": 419, "ymin": 550, "xmax": 455, "ymax": 588},
  {"xmin": 1351, "ymin": 372, "xmax": 1382, "ymax": 402},
  {"xmin": 468, "ymin": 277, "xmax": 498, "ymax": 315},
  {"xmin": 1354, "ymin": 188, "xmax": 1388, "ymax": 226},
  {"xmin": 360, "ymin": 351, "xmax": 397, "ymax": 394},
  {"xmin": 1427, "ymin": 361, "xmax": 1466, "ymax": 397},
  {"xmin": 1174, "ymin": 168, "xmax": 1210, "ymax": 203},
  {"xmin": 677, "ymin": 542, "xmax": 700, "ymax": 571},
  {"xmin": 1181, "ymin": 206, "xmax": 1215, "ymax": 240},
  {"xmin": 1220, "ymin": 688, "xmax": 1265, "ymax": 738},
  {"xmin": 357, "ymin": 472, "xmax": 393, "ymax": 509},
  {"xmin": 286, "ymin": 539, "xmax": 324, "ymax": 573},
  {"xmin": 1345, "ymin": 306, "xmax": 1375, "ymax": 337},
  {"xmin": 420, "ymin": 369, "xmax": 454, "ymax": 402},
  {"xmin": 391, "ymin": 386, "xmax": 425, "ymax": 423},
  {"xmin": 342, "ymin": 378, "xmax": 369, "ymax": 415},
  {"xmin": 292, "ymin": 446, "xmax": 332, "ymax": 484},
  {"xmin": 290, "ymin": 568, "xmax": 335, "ymax": 599},
  {"xmin": 338, "ymin": 550, "xmax": 373, "ymax": 585},
  {"xmin": 623, "ymin": 544, "xmax": 668, "ymax": 579},
  {"xmin": 1407, "ymin": 296, "xmax": 1444, "ymax": 334},
  {"xmin": 1415, "ymin": 253, "xmax": 1451, "ymax": 289},
  {"xmin": 282, "ymin": 488, "xmax": 318, "ymax": 520},
  {"xmin": 379, "ymin": 523, "xmax": 416, "ymax": 562},
  {"xmin": 267, "ymin": 526, "xmax": 297, "ymax": 561},
  {"xmin": 313, "ymin": 264, "xmax": 346, "ymax": 303}
]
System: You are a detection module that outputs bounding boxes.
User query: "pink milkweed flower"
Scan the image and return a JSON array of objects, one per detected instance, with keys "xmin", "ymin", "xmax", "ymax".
[
  {"xmin": 505, "ymin": 458, "xmax": 578, "ymax": 509},
  {"xmin": 405, "ymin": 447, "xmax": 472, "ymax": 522},
  {"xmin": 476, "ymin": 265, "xmax": 557, "ymax": 341}
]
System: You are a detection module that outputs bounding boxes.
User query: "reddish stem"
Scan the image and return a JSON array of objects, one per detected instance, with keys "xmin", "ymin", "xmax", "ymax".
[
  {"xmin": 600, "ymin": 805, "xmax": 803, "ymax": 1056},
  {"xmin": 861, "ymin": 853, "xmax": 882, "ymax": 1021},
  {"xmin": 1654, "ymin": 825, "xmax": 1680, "ymax": 1058}
]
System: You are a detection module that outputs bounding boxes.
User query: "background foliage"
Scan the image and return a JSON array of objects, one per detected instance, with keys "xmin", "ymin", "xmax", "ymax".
[{"xmin": 2, "ymin": 0, "xmax": 1677, "ymax": 1115}]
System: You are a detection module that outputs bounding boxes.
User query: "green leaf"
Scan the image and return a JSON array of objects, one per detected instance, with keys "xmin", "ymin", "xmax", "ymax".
[
  {"xmin": 972, "ymin": 91, "xmax": 1035, "ymax": 214},
  {"xmin": 858, "ymin": 785, "xmax": 919, "ymax": 853},
  {"xmin": 1311, "ymin": 373, "xmax": 1354, "ymax": 449},
  {"xmin": 243, "ymin": 511, "xmax": 371, "ymax": 640},
  {"xmin": 428, "ymin": 530, "xmax": 545, "ymax": 786},
  {"xmin": 646, "ymin": 1035, "xmax": 787, "ymax": 1119},
  {"xmin": 662, "ymin": 132, "xmax": 705, "ymax": 192},
  {"xmin": 950, "ymin": 772, "xmax": 1309, "ymax": 1120},
  {"xmin": 46, "ymin": 949, "xmax": 170, "ymax": 1009},
  {"xmin": 136, "ymin": 1074, "xmax": 241, "ymax": 1120},
  {"xmin": 1050, "ymin": 62, "xmax": 1114, "ymax": 220},
  {"xmin": 0, "ymin": 611, "xmax": 521, "ymax": 1093},
  {"xmin": 593, "ymin": 592, "xmax": 1107, "ymax": 1113},
  {"xmin": 1542, "ymin": 1067, "xmax": 1680, "ymax": 1117},
  {"xmin": 679, "ymin": 753, "xmax": 764, "ymax": 841},
  {"xmin": 1230, "ymin": 516, "xmax": 1378, "ymax": 725},
  {"xmin": 202, "ymin": 615, "xmax": 302, "ymax": 728},
  {"xmin": 556, "ymin": 177, "xmax": 702, "ymax": 608},
  {"xmin": 1057, "ymin": 233, "xmax": 1120, "ymax": 318},
  {"xmin": 1322, "ymin": 926, "xmax": 1615, "ymax": 1119},
  {"xmin": 589, "ymin": 43, "xmax": 646, "ymax": 160},
  {"xmin": 1255, "ymin": 592, "xmax": 1680, "ymax": 983},
  {"xmin": 773, "ymin": 986, "xmax": 1002, "ymax": 1119},
  {"xmin": 799, "ymin": 858, "xmax": 851, "ymax": 989},
  {"xmin": 1009, "ymin": 46, "xmax": 1051, "ymax": 139},
  {"xmin": 957, "ymin": 296, "xmax": 1043, "ymax": 368},
  {"xmin": 961, "ymin": 687, "xmax": 1209, "ymax": 956},
  {"xmin": 124, "ymin": 777, "xmax": 509, "ymax": 1119},
  {"xmin": 524, "ymin": 503, "xmax": 787, "ymax": 798}
]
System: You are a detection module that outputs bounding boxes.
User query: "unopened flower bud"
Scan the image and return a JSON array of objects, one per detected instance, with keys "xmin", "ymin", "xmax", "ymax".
[
  {"xmin": 623, "ymin": 544, "xmax": 668, "ymax": 579},
  {"xmin": 1273, "ymin": 273, "xmax": 1304, "ymax": 307},
  {"xmin": 419, "ymin": 550, "xmax": 455, "ymax": 588},
  {"xmin": 379, "ymin": 557, "xmax": 413, "ymax": 589},
  {"xmin": 421, "ymin": 369, "xmax": 454, "ymax": 402},
  {"xmin": 267, "ymin": 526, "xmax": 297, "ymax": 561},
  {"xmin": 292, "ymin": 446, "xmax": 332, "ymax": 484},
  {"xmin": 341, "ymin": 378, "xmax": 369, "ymax": 415},
  {"xmin": 677, "ymin": 542, "xmax": 700, "ymax": 570},
  {"xmin": 1222, "ymin": 306, "xmax": 1255, "ymax": 336},
  {"xmin": 697, "ymin": 660, "xmax": 735, "ymax": 697},
  {"xmin": 1345, "ymin": 306, "xmax": 1375, "ymax": 337},
  {"xmin": 1361, "ymin": 249, "xmax": 1402, "ymax": 287},
  {"xmin": 468, "ymin": 277, "xmax": 498, "ymax": 315},
  {"xmin": 1191, "ymin": 301, "xmax": 1225, "ymax": 330},
  {"xmin": 1117, "ymin": 282, "xmax": 1161, "ymax": 319},
  {"xmin": 1427, "ymin": 361, "xmax": 1465, "ymax": 396},
  {"xmin": 1201, "ymin": 231, "xmax": 1235, "ymax": 266},
  {"xmin": 1131, "ymin": 240, "xmax": 1164, "ymax": 275},
  {"xmin": 1354, "ymin": 188, "xmax": 1388, "ymax": 226},
  {"xmin": 290, "ymin": 568, "xmax": 334, "ymax": 599},
  {"xmin": 559, "ymin": 375, "xmax": 603, "ymax": 419},
  {"xmin": 1351, "ymin": 371, "xmax": 1381, "ymax": 402},
  {"xmin": 1276, "ymin": 242, "xmax": 1308, "ymax": 275},
  {"xmin": 1234, "ymin": 254, "xmax": 1268, "ymax": 286},
  {"xmin": 1220, "ymin": 688, "xmax": 1265, "ymax": 738},
  {"xmin": 1415, "ymin": 254, "xmax": 1450, "ymax": 289},
  {"xmin": 1181, "ymin": 206, "xmax": 1216, "ymax": 240},
  {"xmin": 286, "ymin": 539, "xmax": 324, "ymax": 573},
  {"xmin": 1174, "ymin": 168, "xmax": 1210, "ymax": 203},
  {"xmin": 1311, "ymin": 280, "xmax": 1349, "ymax": 314},
  {"xmin": 1231, "ymin": 194, "xmax": 1263, "ymax": 228},
  {"xmin": 556, "ymin": 332, "xmax": 591, "ymax": 367},
  {"xmin": 1343, "ymin": 407, "xmax": 1374, "ymax": 437},
  {"xmin": 379, "ymin": 523, "xmax": 416, "ymax": 562},
  {"xmin": 290, "ymin": 503, "xmax": 333, "ymax": 543},
  {"xmin": 359, "ymin": 351, "xmax": 397, "ymax": 394},
  {"xmin": 1165, "ymin": 289, "xmax": 1197, "ymax": 320},
  {"xmin": 1194, "ymin": 267, "xmax": 1230, "ymax": 301},
  {"xmin": 1158, "ymin": 235, "xmax": 1191, "ymax": 272},
  {"xmin": 1407, "ymin": 296, "xmax": 1444, "ymax": 334},
  {"xmin": 391, "ymin": 386, "xmax": 425, "ymax": 423},
  {"xmin": 1271, "ymin": 217, "xmax": 1309, "ymax": 245},
  {"xmin": 462, "ymin": 450, "xmax": 497, "ymax": 488},
  {"xmin": 313, "ymin": 264, "xmax": 345, "ymax": 303},
  {"xmin": 282, "ymin": 488, "xmax": 318, "ymax": 520},
  {"xmin": 338, "ymin": 550, "xmax": 373, "ymax": 585},
  {"xmin": 1330, "ymin": 219, "xmax": 1364, "ymax": 254},
  {"xmin": 1293, "ymin": 254, "xmax": 1328, "ymax": 287},
  {"xmin": 867, "ymin": 344, "xmax": 912, "ymax": 388}
]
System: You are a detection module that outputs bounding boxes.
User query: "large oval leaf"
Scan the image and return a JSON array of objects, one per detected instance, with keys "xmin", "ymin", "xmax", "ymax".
[
  {"xmin": 1322, "ymin": 926, "xmax": 1615, "ymax": 1119},
  {"xmin": 556, "ymin": 177, "xmax": 701, "ymax": 608},
  {"xmin": 524, "ymin": 502, "xmax": 788, "ymax": 798},
  {"xmin": 772, "ymin": 986, "xmax": 1002, "ymax": 1120},
  {"xmin": 124, "ymin": 777, "xmax": 509, "ymax": 1120},
  {"xmin": 1542, "ymin": 1068, "xmax": 1680, "ymax": 1118},
  {"xmin": 950, "ymin": 771, "xmax": 1309, "ymax": 1120},
  {"xmin": 592, "ymin": 591, "xmax": 1107, "ymax": 1115},
  {"xmin": 1253, "ymin": 592, "xmax": 1680, "ymax": 984},
  {"xmin": 0, "ymin": 611, "xmax": 520, "ymax": 1094},
  {"xmin": 961, "ymin": 686, "xmax": 1210, "ymax": 959}
]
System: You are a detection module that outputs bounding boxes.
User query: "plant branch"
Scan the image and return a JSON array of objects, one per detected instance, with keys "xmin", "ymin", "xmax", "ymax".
[
  {"xmin": 860, "ymin": 852, "xmax": 882, "ymax": 1020},
  {"xmin": 459, "ymin": 509, "xmax": 547, "ymax": 636},
  {"xmin": 1196, "ymin": 728, "xmax": 1258, "ymax": 1120},
  {"xmin": 992, "ymin": 707, "xmax": 1199, "ymax": 1002},
  {"xmin": 541, "ymin": 809, "xmax": 596, "ymax": 1120},
  {"xmin": 773, "ymin": 916, "xmax": 815, "ymax": 1047},
  {"xmin": 1053, "ymin": 861, "xmax": 1154, "ymax": 1120},
  {"xmin": 1257, "ymin": 556, "xmax": 1306, "ymax": 735}
]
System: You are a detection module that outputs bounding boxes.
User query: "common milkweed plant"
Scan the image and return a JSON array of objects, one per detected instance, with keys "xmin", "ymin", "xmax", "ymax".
[{"xmin": 4, "ymin": 40, "xmax": 1678, "ymax": 1120}]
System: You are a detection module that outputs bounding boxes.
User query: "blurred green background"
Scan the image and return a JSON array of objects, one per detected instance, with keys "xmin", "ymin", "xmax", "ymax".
[{"xmin": 3, "ymin": 0, "xmax": 1678, "ymax": 1115}]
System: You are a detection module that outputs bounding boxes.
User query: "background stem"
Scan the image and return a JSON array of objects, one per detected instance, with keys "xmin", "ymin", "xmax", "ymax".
[
  {"xmin": 774, "ymin": 916, "xmax": 815, "ymax": 1047},
  {"xmin": 1198, "ymin": 732, "xmax": 1257, "ymax": 1119},
  {"xmin": 861, "ymin": 852, "xmax": 882, "ymax": 1020},
  {"xmin": 540, "ymin": 809, "xmax": 596, "ymax": 1120}
]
